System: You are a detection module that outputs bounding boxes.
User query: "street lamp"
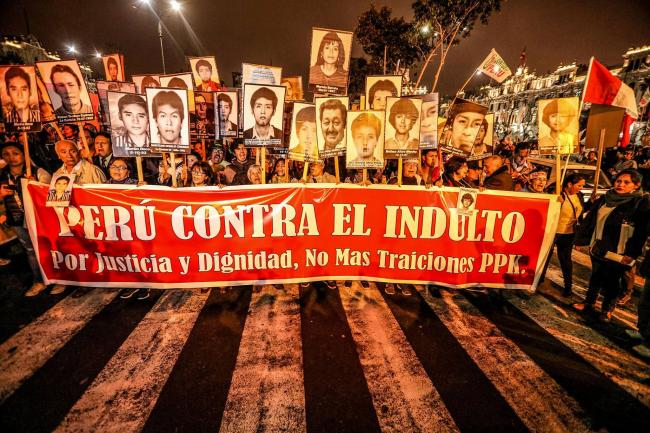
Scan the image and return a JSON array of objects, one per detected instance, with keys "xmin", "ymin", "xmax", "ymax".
[
  {"xmin": 67, "ymin": 44, "xmax": 77, "ymax": 54},
  {"xmin": 133, "ymin": 0, "xmax": 182, "ymax": 74}
]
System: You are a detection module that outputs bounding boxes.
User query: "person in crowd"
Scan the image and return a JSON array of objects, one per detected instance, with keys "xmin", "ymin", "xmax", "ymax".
[
  {"xmin": 385, "ymin": 98, "xmax": 420, "ymax": 151},
  {"xmin": 388, "ymin": 159, "xmax": 423, "ymax": 186},
  {"xmin": 510, "ymin": 142, "xmax": 535, "ymax": 189},
  {"xmin": 92, "ymin": 132, "xmax": 114, "ymax": 176},
  {"xmin": 368, "ymin": 79, "xmax": 398, "ymax": 111},
  {"xmin": 608, "ymin": 148, "xmax": 637, "ymax": 179},
  {"xmin": 223, "ymin": 141, "xmax": 252, "ymax": 184},
  {"xmin": 0, "ymin": 141, "xmax": 54, "ymax": 296},
  {"xmin": 520, "ymin": 170, "xmax": 548, "ymax": 193},
  {"xmin": 420, "ymin": 149, "xmax": 440, "ymax": 185},
  {"xmin": 573, "ymin": 169, "xmax": 650, "ymax": 321},
  {"xmin": 269, "ymin": 158, "xmax": 287, "ymax": 184},
  {"xmin": 50, "ymin": 63, "xmax": 92, "ymax": 115},
  {"xmin": 159, "ymin": 153, "xmax": 198, "ymax": 186},
  {"xmin": 483, "ymin": 155, "xmax": 514, "ymax": 191},
  {"xmin": 464, "ymin": 160, "xmax": 482, "ymax": 188},
  {"xmin": 208, "ymin": 145, "xmax": 228, "ymax": 184},
  {"xmin": 583, "ymin": 150, "xmax": 598, "ymax": 166},
  {"xmin": 628, "ymin": 247, "xmax": 650, "ymax": 358},
  {"xmin": 54, "ymin": 139, "xmax": 106, "ymax": 184},
  {"xmin": 194, "ymin": 59, "xmax": 220, "ymax": 91},
  {"xmin": 0, "ymin": 199, "xmax": 16, "ymax": 267},
  {"xmin": 441, "ymin": 155, "xmax": 471, "ymax": 187},
  {"xmin": 233, "ymin": 164, "xmax": 262, "ymax": 185},
  {"xmin": 308, "ymin": 161, "xmax": 337, "ymax": 183},
  {"xmin": 189, "ymin": 161, "xmax": 215, "ymax": 187},
  {"xmin": 495, "ymin": 135, "xmax": 515, "ymax": 159},
  {"xmin": 309, "ymin": 31, "xmax": 348, "ymax": 89},
  {"xmin": 107, "ymin": 157, "xmax": 137, "ymax": 184},
  {"xmin": 539, "ymin": 173, "xmax": 585, "ymax": 297}
]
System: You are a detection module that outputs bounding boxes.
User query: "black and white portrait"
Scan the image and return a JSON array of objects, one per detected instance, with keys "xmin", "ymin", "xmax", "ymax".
[
  {"xmin": 108, "ymin": 91, "xmax": 151, "ymax": 157},
  {"xmin": 383, "ymin": 96, "xmax": 422, "ymax": 158},
  {"xmin": 132, "ymin": 74, "xmax": 160, "ymax": 94},
  {"xmin": 365, "ymin": 75, "xmax": 402, "ymax": 111},
  {"xmin": 146, "ymin": 87, "xmax": 191, "ymax": 153},
  {"xmin": 242, "ymin": 84, "xmax": 286, "ymax": 146},
  {"xmin": 242, "ymin": 63, "xmax": 282, "ymax": 86},
  {"xmin": 346, "ymin": 110, "xmax": 385, "ymax": 169},
  {"xmin": 188, "ymin": 56, "xmax": 220, "ymax": 91},
  {"xmin": 0, "ymin": 65, "xmax": 40, "ymax": 132},
  {"xmin": 315, "ymin": 96, "xmax": 348, "ymax": 158},
  {"xmin": 102, "ymin": 54, "xmax": 124, "ymax": 82},
  {"xmin": 308, "ymin": 28, "xmax": 353, "ymax": 96},
  {"xmin": 36, "ymin": 59, "xmax": 94, "ymax": 123},
  {"xmin": 215, "ymin": 91, "xmax": 239, "ymax": 138}
]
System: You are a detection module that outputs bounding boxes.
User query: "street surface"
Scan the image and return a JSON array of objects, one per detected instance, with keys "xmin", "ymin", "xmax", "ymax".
[{"xmin": 0, "ymin": 250, "xmax": 649, "ymax": 433}]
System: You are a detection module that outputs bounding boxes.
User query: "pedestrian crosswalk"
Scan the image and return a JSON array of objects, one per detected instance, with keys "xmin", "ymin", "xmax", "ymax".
[{"xmin": 0, "ymin": 273, "xmax": 649, "ymax": 433}]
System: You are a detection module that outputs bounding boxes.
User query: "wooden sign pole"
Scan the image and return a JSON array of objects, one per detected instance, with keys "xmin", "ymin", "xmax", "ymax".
[
  {"xmin": 261, "ymin": 148, "xmax": 266, "ymax": 184},
  {"xmin": 593, "ymin": 128, "xmax": 606, "ymax": 198},
  {"xmin": 21, "ymin": 132, "xmax": 32, "ymax": 178}
]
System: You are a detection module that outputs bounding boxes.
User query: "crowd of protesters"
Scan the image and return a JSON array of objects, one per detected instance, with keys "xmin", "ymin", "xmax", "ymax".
[{"xmin": 1, "ymin": 123, "xmax": 650, "ymax": 358}]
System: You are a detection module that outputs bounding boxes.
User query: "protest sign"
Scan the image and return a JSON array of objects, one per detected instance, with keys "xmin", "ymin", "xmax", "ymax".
[
  {"xmin": 215, "ymin": 91, "xmax": 239, "ymax": 138},
  {"xmin": 315, "ymin": 96, "xmax": 348, "ymax": 158},
  {"xmin": 146, "ymin": 87, "xmax": 191, "ymax": 154},
  {"xmin": 108, "ymin": 91, "xmax": 152, "ymax": 157},
  {"xmin": 132, "ymin": 74, "xmax": 160, "ymax": 94},
  {"xmin": 308, "ymin": 28, "xmax": 352, "ymax": 96},
  {"xmin": 242, "ymin": 63, "xmax": 282, "ymax": 86},
  {"xmin": 96, "ymin": 80, "xmax": 136, "ymax": 129},
  {"xmin": 288, "ymin": 102, "xmax": 318, "ymax": 162},
  {"xmin": 36, "ymin": 59, "xmax": 94, "ymax": 123},
  {"xmin": 102, "ymin": 54, "xmax": 125, "ymax": 81},
  {"xmin": 190, "ymin": 91, "xmax": 215, "ymax": 140},
  {"xmin": 0, "ymin": 65, "xmax": 41, "ymax": 132},
  {"xmin": 537, "ymin": 97, "xmax": 580, "ymax": 155},
  {"xmin": 440, "ymin": 98, "xmax": 488, "ymax": 156},
  {"xmin": 384, "ymin": 96, "xmax": 422, "ymax": 158},
  {"xmin": 419, "ymin": 93, "xmax": 438, "ymax": 149},
  {"xmin": 281, "ymin": 76, "xmax": 304, "ymax": 101},
  {"xmin": 365, "ymin": 75, "xmax": 402, "ymax": 110},
  {"xmin": 188, "ymin": 56, "xmax": 220, "ymax": 91},
  {"xmin": 346, "ymin": 110, "xmax": 385, "ymax": 169},
  {"xmin": 24, "ymin": 181, "xmax": 559, "ymax": 290},
  {"xmin": 242, "ymin": 84, "xmax": 285, "ymax": 146}
]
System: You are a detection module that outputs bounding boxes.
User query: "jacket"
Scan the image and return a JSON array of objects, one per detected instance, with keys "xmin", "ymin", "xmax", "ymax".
[{"xmin": 483, "ymin": 165, "xmax": 513, "ymax": 191}]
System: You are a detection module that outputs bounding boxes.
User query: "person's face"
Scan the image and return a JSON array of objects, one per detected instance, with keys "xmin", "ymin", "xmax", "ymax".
[
  {"xmin": 371, "ymin": 90, "xmax": 392, "ymax": 110},
  {"xmin": 56, "ymin": 142, "xmax": 80, "ymax": 167},
  {"xmin": 353, "ymin": 125, "xmax": 378, "ymax": 159},
  {"xmin": 624, "ymin": 150, "xmax": 634, "ymax": 160},
  {"xmin": 155, "ymin": 103, "xmax": 182, "ymax": 143},
  {"xmin": 282, "ymin": 81, "xmax": 294, "ymax": 99},
  {"xmin": 548, "ymin": 112, "xmax": 572, "ymax": 131},
  {"xmin": 530, "ymin": 177, "xmax": 546, "ymax": 193},
  {"xmin": 54, "ymin": 178, "xmax": 69, "ymax": 194},
  {"xmin": 614, "ymin": 173, "xmax": 638, "ymax": 194},
  {"xmin": 456, "ymin": 163, "xmax": 469, "ymax": 178},
  {"xmin": 298, "ymin": 121, "xmax": 317, "ymax": 152},
  {"xmin": 276, "ymin": 160, "xmax": 285, "ymax": 176},
  {"xmin": 421, "ymin": 103, "xmax": 436, "ymax": 130},
  {"xmin": 191, "ymin": 166, "xmax": 208, "ymax": 186},
  {"xmin": 109, "ymin": 160, "xmax": 129, "ymax": 181},
  {"xmin": 234, "ymin": 144, "xmax": 247, "ymax": 162},
  {"xmin": 484, "ymin": 159, "xmax": 499, "ymax": 175},
  {"xmin": 121, "ymin": 103, "xmax": 148, "ymax": 137},
  {"xmin": 52, "ymin": 71, "xmax": 81, "ymax": 110},
  {"xmin": 394, "ymin": 113, "xmax": 413, "ymax": 134},
  {"xmin": 321, "ymin": 41, "xmax": 340, "ymax": 65},
  {"xmin": 462, "ymin": 198, "xmax": 472, "ymax": 208},
  {"xmin": 62, "ymin": 124, "xmax": 75, "ymax": 139},
  {"xmin": 84, "ymin": 129, "xmax": 94, "ymax": 147},
  {"xmin": 253, "ymin": 97, "xmax": 274, "ymax": 126},
  {"xmin": 211, "ymin": 149, "xmax": 224, "ymax": 164},
  {"xmin": 249, "ymin": 168, "xmax": 261, "ymax": 184},
  {"xmin": 108, "ymin": 63, "xmax": 118, "ymax": 81},
  {"xmin": 404, "ymin": 162, "xmax": 418, "ymax": 177},
  {"xmin": 321, "ymin": 108, "xmax": 344, "ymax": 147},
  {"xmin": 588, "ymin": 152, "xmax": 597, "ymax": 160},
  {"xmin": 517, "ymin": 148, "xmax": 529, "ymax": 159},
  {"xmin": 218, "ymin": 100, "xmax": 231, "ymax": 120},
  {"xmin": 2, "ymin": 146, "xmax": 24, "ymax": 167},
  {"xmin": 566, "ymin": 179, "xmax": 585, "ymax": 195},
  {"xmin": 310, "ymin": 163, "xmax": 324, "ymax": 177},
  {"xmin": 95, "ymin": 136, "xmax": 111, "ymax": 157},
  {"xmin": 8, "ymin": 76, "xmax": 30, "ymax": 110},
  {"xmin": 197, "ymin": 66, "xmax": 211, "ymax": 82},
  {"xmin": 423, "ymin": 150, "xmax": 435, "ymax": 167},
  {"xmin": 195, "ymin": 96, "xmax": 207, "ymax": 119},
  {"xmin": 451, "ymin": 111, "xmax": 484, "ymax": 150},
  {"xmin": 467, "ymin": 167, "xmax": 481, "ymax": 181}
]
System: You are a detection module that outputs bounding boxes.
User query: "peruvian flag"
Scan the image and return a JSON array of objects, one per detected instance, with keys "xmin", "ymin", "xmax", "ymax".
[{"xmin": 582, "ymin": 58, "xmax": 638, "ymax": 146}]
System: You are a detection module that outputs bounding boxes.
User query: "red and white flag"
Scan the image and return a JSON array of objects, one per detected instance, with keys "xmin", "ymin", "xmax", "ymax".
[
  {"xmin": 478, "ymin": 49, "xmax": 512, "ymax": 83},
  {"xmin": 639, "ymin": 87, "xmax": 650, "ymax": 108},
  {"xmin": 582, "ymin": 58, "xmax": 638, "ymax": 146}
]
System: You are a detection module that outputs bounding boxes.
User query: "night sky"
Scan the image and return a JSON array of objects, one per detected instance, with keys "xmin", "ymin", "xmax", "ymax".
[{"xmin": 1, "ymin": 0, "xmax": 649, "ymax": 95}]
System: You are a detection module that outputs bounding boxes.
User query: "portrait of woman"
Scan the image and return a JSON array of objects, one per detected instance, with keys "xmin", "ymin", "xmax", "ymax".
[{"xmin": 309, "ymin": 29, "xmax": 352, "ymax": 94}]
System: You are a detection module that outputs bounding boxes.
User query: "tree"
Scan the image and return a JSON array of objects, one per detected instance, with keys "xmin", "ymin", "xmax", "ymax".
[
  {"xmin": 355, "ymin": 5, "xmax": 422, "ymax": 75},
  {"xmin": 347, "ymin": 57, "xmax": 381, "ymax": 99},
  {"xmin": 412, "ymin": 0, "xmax": 502, "ymax": 91}
]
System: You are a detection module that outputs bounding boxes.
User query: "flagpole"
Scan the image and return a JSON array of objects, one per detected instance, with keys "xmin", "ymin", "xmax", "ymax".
[{"xmin": 579, "ymin": 57, "xmax": 594, "ymax": 114}]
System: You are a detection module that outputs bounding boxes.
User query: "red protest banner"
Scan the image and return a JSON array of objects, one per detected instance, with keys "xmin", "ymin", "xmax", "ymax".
[{"xmin": 23, "ymin": 181, "xmax": 559, "ymax": 290}]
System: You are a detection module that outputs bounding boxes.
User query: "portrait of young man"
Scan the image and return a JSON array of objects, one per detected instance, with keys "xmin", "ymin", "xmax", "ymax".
[
  {"xmin": 108, "ymin": 91, "xmax": 151, "ymax": 157},
  {"xmin": 102, "ymin": 54, "xmax": 124, "ymax": 81},
  {"xmin": 189, "ymin": 56, "xmax": 221, "ymax": 91},
  {"xmin": 281, "ymin": 76, "xmax": 303, "ymax": 101},
  {"xmin": 346, "ymin": 110, "xmax": 384, "ymax": 169},
  {"xmin": 308, "ymin": 28, "xmax": 353, "ymax": 95},
  {"xmin": 191, "ymin": 91, "xmax": 215, "ymax": 140},
  {"xmin": 315, "ymin": 96, "xmax": 348, "ymax": 158},
  {"xmin": 384, "ymin": 96, "xmax": 422, "ymax": 158},
  {"xmin": 242, "ymin": 84, "xmax": 286, "ymax": 146},
  {"xmin": 365, "ymin": 75, "xmax": 402, "ymax": 111},
  {"xmin": 132, "ymin": 74, "xmax": 161, "ymax": 94},
  {"xmin": 419, "ymin": 92, "xmax": 439, "ymax": 149},
  {"xmin": 45, "ymin": 173, "xmax": 75, "ymax": 207},
  {"xmin": 441, "ymin": 99, "xmax": 488, "ymax": 156},
  {"xmin": 36, "ymin": 60, "xmax": 94, "ymax": 123},
  {"xmin": 216, "ymin": 91, "xmax": 239, "ymax": 138},
  {"xmin": 0, "ymin": 65, "xmax": 40, "ymax": 131},
  {"xmin": 159, "ymin": 73, "xmax": 193, "ymax": 90},
  {"xmin": 146, "ymin": 88, "xmax": 190, "ymax": 153}
]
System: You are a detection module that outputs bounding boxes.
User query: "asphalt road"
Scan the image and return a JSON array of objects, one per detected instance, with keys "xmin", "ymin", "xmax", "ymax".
[{"xmin": 0, "ymin": 249, "xmax": 649, "ymax": 433}]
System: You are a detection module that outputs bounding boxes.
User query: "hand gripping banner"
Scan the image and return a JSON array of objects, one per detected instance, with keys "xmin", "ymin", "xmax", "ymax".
[{"xmin": 23, "ymin": 181, "xmax": 560, "ymax": 290}]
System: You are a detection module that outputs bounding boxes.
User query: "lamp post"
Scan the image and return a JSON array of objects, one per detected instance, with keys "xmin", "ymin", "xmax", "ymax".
[{"xmin": 133, "ymin": 0, "xmax": 182, "ymax": 74}]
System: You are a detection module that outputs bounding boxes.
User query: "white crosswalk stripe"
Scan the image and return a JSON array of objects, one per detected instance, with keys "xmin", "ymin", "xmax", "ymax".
[
  {"xmin": 53, "ymin": 289, "xmax": 210, "ymax": 433},
  {"xmin": 0, "ymin": 288, "xmax": 119, "ymax": 403},
  {"xmin": 218, "ymin": 284, "xmax": 306, "ymax": 433}
]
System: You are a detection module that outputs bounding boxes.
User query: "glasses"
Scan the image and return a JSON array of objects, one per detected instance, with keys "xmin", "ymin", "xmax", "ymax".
[
  {"xmin": 192, "ymin": 171, "xmax": 206, "ymax": 176},
  {"xmin": 109, "ymin": 165, "xmax": 128, "ymax": 171}
]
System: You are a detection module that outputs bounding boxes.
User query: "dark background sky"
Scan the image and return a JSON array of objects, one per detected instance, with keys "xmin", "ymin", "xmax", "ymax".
[{"xmin": 1, "ymin": 0, "xmax": 649, "ymax": 95}]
